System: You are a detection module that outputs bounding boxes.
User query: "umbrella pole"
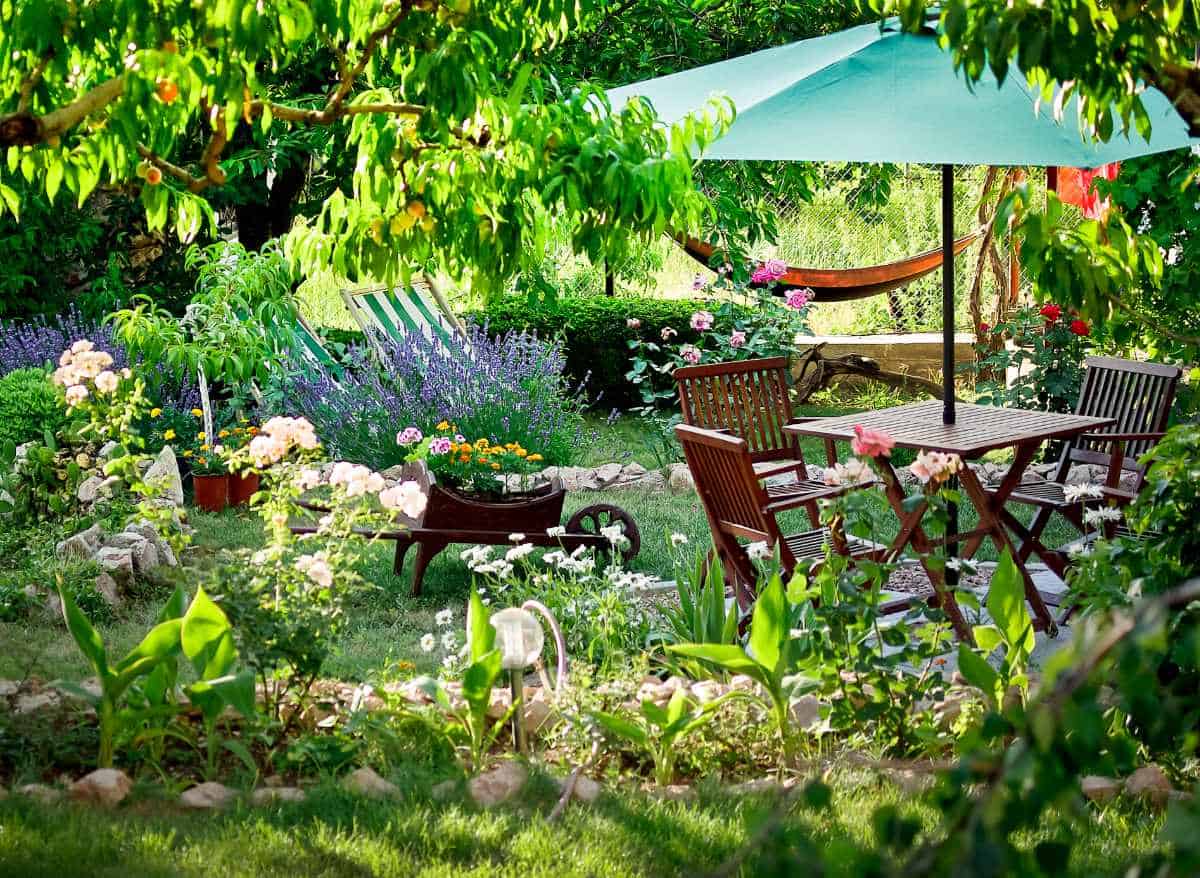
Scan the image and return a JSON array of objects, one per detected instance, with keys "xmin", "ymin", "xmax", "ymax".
[
  {"xmin": 941, "ymin": 163, "xmax": 956, "ymax": 424},
  {"xmin": 941, "ymin": 164, "xmax": 960, "ymax": 594}
]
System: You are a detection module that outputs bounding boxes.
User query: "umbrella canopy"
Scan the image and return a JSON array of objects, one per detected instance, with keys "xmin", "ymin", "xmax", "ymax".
[
  {"xmin": 607, "ymin": 20, "xmax": 1197, "ymax": 165},
  {"xmin": 608, "ymin": 18, "xmax": 1198, "ymax": 425}
]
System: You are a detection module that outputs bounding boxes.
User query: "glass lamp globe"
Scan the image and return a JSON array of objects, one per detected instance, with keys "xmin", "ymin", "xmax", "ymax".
[{"xmin": 490, "ymin": 607, "xmax": 544, "ymax": 670}]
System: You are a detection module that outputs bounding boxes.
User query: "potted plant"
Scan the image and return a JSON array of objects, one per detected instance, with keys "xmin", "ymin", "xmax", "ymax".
[
  {"xmin": 218, "ymin": 420, "xmax": 261, "ymax": 506},
  {"xmin": 178, "ymin": 419, "xmax": 229, "ymax": 513}
]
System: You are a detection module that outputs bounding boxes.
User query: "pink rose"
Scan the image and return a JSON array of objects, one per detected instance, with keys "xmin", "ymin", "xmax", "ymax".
[
  {"xmin": 661, "ymin": 327, "xmax": 677, "ymax": 341},
  {"xmin": 851, "ymin": 424, "xmax": 895, "ymax": 458},
  {"xmin": 680, "ymin": 345, "xmax": 701, "ymax": 365},
  {"xmin": 750, "ymin": 259, "xmax": 788, "ymax": 284},
  {"xmin": 785, "ymin": 288, "xmax": 813, "ymax": 310},
  {"xmin": 626, "ymin": 318, "xmax": 641, "ymax": 329},
  {"xmin": 691, "ymin": 274, "xmax": 705, "ymax": 290},
  {"xmin": 690, "ymin": 310, "xmax": 714, "ymax": 332},
  {"xmin": 729, "ymin": 330, "xmax": 746, "ymax": 349}
]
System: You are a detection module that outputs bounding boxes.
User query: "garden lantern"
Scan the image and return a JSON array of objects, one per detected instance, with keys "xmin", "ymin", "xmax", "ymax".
[{"xmin": 490, "ymin": 607, "xmax": 546, "ymax": 754}]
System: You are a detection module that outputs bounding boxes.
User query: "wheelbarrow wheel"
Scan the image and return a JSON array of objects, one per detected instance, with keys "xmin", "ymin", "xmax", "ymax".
[{"xmin": 566, "ymin": 503, "xmax": 641, "ymax": 563}]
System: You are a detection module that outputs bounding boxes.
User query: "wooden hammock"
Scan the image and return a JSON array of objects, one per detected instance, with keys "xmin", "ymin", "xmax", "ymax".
[{"xmin": 678, "ymin": 231, "xmax": 981, "ymax": 302}]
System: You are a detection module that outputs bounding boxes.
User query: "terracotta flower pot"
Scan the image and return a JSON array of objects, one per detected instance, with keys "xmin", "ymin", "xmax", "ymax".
[
  {"xmin": 192, "ymin": 473, "xmax": 230, "ymax": 513},
  {"xmin": 228, "ymin": 472, "xmax": 260, "ymax": 507}
]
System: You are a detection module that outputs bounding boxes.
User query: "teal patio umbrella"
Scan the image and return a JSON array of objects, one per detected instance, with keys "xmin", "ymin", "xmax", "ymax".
[{"xmin": 608, "ymin": 17, "xmax": 1198, "ymax": 424}]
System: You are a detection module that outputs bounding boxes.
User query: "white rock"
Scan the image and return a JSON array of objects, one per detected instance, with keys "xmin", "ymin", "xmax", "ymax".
[
  {"xmin": 15, "ymin": 691, "xmax": 60, "ymax": 713},
  {"xmin": 18, "ymin": 783, "xmax": 61, "ymax": 804},
  {"xmin": 55, "ymin": 523, "xmax": 104, "ymax": 560},
  {"xmin": 77, "ymin": 474, "xmax": 118, "ymax": 505},
  {"xmin": 666, "ymin": 464, "xmax": 695, "ymax": 492},
  {"xmin": 180, "ymin": 782, "xmax": 239, "ymax": 810},
  {"xmin": 431, "ymin": 779, "xmax": 459, "ymax": 802},
  {"xmin": 655, "ymin": 784, "xmax": 697, "ymax": 802},
  {"xmin": 342, "ymin": 766, "xmax": 401, "ymax": 800},
  {"xmin": 125, "ymin": 521, "xmax": 177, "ymax": 567},
  {"xmin": 1125, "ymin": 764, "xmax": 1172, "ymax": 807},
  {"xmin": 1080, "ymin": 775, "xmax": 1122, "ymax": 804},
  {"xmin": 690, "ymin": 680, "xmax": 725, "ymax": 704},
  {"xmin": 70, "ymin": 769, "xmax": 133, "ymax": 807},
  {"xmin": 250, "ymin": 786, "xmax": 306, "ymax": 806},
  {"xmin": 571, "ymin": 775, "xmax": 603, "ymax": 804},
  {"xmin": 96, "ymin": 546, "xmax": 134, "ymax": 576},
  {"xmin": 789, "ymin": 695, "xmax": 823, "ymax": 731},
  {"xmin": 144, "ymin": 445, "xmax": 184, "ymax": 506},
  {"xmin": 595, "ymin": 463, "xmax": 624, "ymax": 486},
  {"xmin": 620, "ymin": 462, "xmax": 648, "ymax": 480},
  {"xmin": 93, "ymin": 573, "xmax": 121, "ymax": 608},
  {"xmin": 0, "ymin": 680, "xmax": 18, "ymax": 697},
  {"xmin": 468, "ymin": 761, "xmax": 528, "ymax": 807}
]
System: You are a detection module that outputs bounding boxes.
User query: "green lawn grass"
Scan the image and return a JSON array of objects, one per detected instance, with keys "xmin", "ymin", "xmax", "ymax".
[{"xmin": 0, "ymin": 765, "xmax": 1165, "ymax": 878}]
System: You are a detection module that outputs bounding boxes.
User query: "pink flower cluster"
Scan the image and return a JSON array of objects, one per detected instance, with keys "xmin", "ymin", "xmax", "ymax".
[
  {"xmin": 690, "ymin": 310, "xmax": 714, "ymax": 332},
  {"xmin": 750, "ymin": 259, "xmax": 788, "ymax": 284},
  {"xmin": 823, "ymin": 457, "xmax": 874, "ymax": 487},
  {"xmin": 851, "ymin": 424, "xmax": 895, "ymax": 458},
  {"xmin": 909, "ymin": 450, "xmax": 963, "ymax": 486},
  {"xmin": 329, "ymin": 461, "xmax": 386, "ymax": 497},
  {"xmin": 379, "ymin": 480, "xmax": 427, "ymax": 518},
  {"xmin": 295, "ymin": 551, "xmax": 334, "ymax": 588},
  {"xmin": 784, "ymin": 288, "xmax": 813, "ymax": 310},
  {"xmin": 429, "ymin": 437, "xmax": 452, "ymax": 455},
  {"xmin": 626, "ymin": 318, "xmax": 641, "ymax": 329},
  {"xmin": 397, "ymin": 426, "xmax": 423, "ymax": 446},
  {"xmin": 729, "ymin": 330, "xmax": 746, "ymax": 349},
  {"xmin": 680, "ymin": 345, "xmax": 701, "ymax": 365},
  {"xmin": 249, "ymin": 416, "xmax": 320, "ymax": 467},
  {"xmin": 53, "ymin": 341, "xmax": 127, "ymax": 407}
]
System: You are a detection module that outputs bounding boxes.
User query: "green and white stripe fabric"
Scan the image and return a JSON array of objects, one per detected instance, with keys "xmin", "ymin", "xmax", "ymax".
[
  {"xmin": 293, "ymin": 314, "xmax": 337, "ymax": 370},
  {"xmin": 341, "ymin": 283, "xmax": 458, "ymax": 355}
]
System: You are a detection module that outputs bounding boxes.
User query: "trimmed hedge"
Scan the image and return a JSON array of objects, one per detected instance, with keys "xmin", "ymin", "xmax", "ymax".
[
  {"xmin": 0, "ymin": 367, "xmax": 66, "ymax": 448},
  {"xmin": 319, "ymin": 296, "xmax": 747, "ymax": 409}
]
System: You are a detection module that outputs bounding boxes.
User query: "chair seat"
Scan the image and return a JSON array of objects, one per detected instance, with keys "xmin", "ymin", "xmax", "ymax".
[
  {"xmin": 765, "ymin": 479, "xmax": 832, "ymax": 501},
  {"xmin": 783, "ymin": 527, "xmax": 881, "ymax": 561},
  {"xmin": 1059, "ymin": 524, "xmax": 1148, "ymax": 556},
  {"xmin": 991, "ymin": 479, "xmax": 1089, "ymax": 509}
]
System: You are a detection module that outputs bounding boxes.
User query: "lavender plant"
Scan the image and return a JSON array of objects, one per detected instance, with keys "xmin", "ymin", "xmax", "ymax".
[
  {"xmin": 0, "ymin": 306, "xmax": 126, "ymax": 378},
  {"xmin": 278, "ymin": 324, "xmax": 586, "ymax": 470}
]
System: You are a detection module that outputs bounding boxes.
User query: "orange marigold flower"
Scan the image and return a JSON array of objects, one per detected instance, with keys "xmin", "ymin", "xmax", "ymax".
[
  {"xmin": 490, "ymin": 462, "xmax": 501, "ymax": 470},
  {"xmin": 527, "ymin": 454, "xmax": 543, "ymax": 462}
]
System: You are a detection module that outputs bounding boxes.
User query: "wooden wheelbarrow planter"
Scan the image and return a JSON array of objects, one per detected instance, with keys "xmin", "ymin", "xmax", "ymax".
[{"xmin": 293, "ymin": 467, "xmax": 641, "ymax": 596}]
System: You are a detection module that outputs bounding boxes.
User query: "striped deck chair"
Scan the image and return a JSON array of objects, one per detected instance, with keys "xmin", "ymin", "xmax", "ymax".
[
  {"xmin": 293, "ymin": 314, "xmax": 338, "ymax": 372},
  {"xmin": 341, "ymin": 280, "xmax": 462, "ymax": 357}
]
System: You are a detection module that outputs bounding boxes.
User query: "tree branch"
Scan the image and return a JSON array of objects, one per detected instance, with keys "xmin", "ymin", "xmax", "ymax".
[
  {"xmin": 323, "ymin": 2, "xmax": 417, "ymax": 117},
  {"xmin": 0, "ymin": 74, "xmax": 124, "ymax": 147}
]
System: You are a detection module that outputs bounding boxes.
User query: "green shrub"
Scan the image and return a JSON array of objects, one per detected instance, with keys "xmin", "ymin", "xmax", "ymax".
[{"xmin": 0, "ymin": 367, "xmax": 67, "ymax": 448}]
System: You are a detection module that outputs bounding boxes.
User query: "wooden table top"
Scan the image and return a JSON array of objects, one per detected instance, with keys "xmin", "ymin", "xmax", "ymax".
[{"xmin": 784, "ymin": 400, "xmax": 1116, "ymax": 457}]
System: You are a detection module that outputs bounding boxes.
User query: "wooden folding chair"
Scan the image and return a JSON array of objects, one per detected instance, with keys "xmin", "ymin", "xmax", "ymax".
[
  {"xmin": 674, "ymin": 357, "xmax": 846, "ymax": 528},
  {"xmin": 988, "ymin": 356, "xmax": 1181, "ymax": 577},
  {"xmin": 676, "ymin": 424, "xmax": 882, "ymax": 610}
]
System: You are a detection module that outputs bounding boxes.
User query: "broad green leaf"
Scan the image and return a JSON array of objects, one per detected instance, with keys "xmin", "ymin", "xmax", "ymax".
[
  {"xmin": 58, "ymin": 582, "xmax": 109, "ymax": 678},
  {"xmin": 116, "ymin": 618, "xmax": 183, "ymax": 679},
  {"xmin": 462, "ymin": 649, "xmax": 502, "ymax": 710},
  {"xmin": 987, "ymin": 551, "xmax": 1035, "ymax": 656},
  {"xmin": 208, "ymin": 670, "xmax": 257, "ymax": 718},
  {"xmin": 956, "ymin": 642, "xmax": 999, "ymax": 698},
  {"xmin": 467, "ymin": 589, "xmax": 495, "ymax": 663},
  {"xmin": 973, "ymin": 625, "xmax": 1004, "ymax": 655},
  {"xmin": 157, "ymin": 585, "xmax": 188, "ymax": 624},
  {"xmin": 669, "ymin": 643, "xmax": 764, "ymax": 677},
  {"xmin": 748, "ymin": 573, "xmax": 786, "ymax": 671},
  {"xmin": 50, "ymin": 680, "xmax": 101, "ymax": 707},
  {"xmin": 592, "ymin": 711, "xmax": 648, "ymax": 747},
  {"xmin": 182, "ymin": 586, "xmax": 236, "ymax": 677}
]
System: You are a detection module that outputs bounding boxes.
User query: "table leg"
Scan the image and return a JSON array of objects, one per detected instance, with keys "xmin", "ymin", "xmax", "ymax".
[
  {"xmin": 961, "ymin": 442, "xmax": 1040, "ymax": 560},
  {"xmin": 957, "ymin": 466, "xmax": 1057, "ymax": 637},
  {"xmin": 878, "ymin": 461, "xmax": 973, "ymax": 642}
]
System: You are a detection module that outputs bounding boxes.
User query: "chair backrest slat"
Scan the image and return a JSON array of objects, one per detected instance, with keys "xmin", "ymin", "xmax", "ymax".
[
  {"xmin": 1069, "ymin": 356, "xmax": 1181, "ymax": 472},
  {"xmin": 675, "ymin": 357, "xmax": 800, "ymax": 465},
  {"xmin": 676, "ymin": 424, "xmax": 779, "ymax": 544}
]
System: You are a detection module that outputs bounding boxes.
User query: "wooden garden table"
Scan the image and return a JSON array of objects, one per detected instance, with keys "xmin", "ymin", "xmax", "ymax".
[{"xmin": 784, "ymin": 400, "xmax": 1115, "ymax": 642}]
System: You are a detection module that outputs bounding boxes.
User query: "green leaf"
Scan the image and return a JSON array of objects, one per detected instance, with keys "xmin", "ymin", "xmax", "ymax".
[
  {"xmin": 58, "ymin": 582, "xmax": 109, "ymax": 679},
  {"xmin": 157, "ymin": 585, "xmax": 188, "ymax": 624},
  {"xmin": 222, "ymin": 738, "xmax": 259, "ymax": 775},
  {"xmin": 115, "ymin": 618, "xmax": 183, "ymax": 681},
  {"xmin": 467, "ymin": 589, "xmax": 495, "ymax": 663},
  {"xmin": 669, "ymin": 643, "xmax": 764, "ymax": 677},
  {"xmin": 208, "ymin": 670, "xmax": 257, "ymax": 718},
  {"xmin": 182, "ymin": 586, "xmax": 236, "ymax": 678},
  {"xmin": 987, "ymin": 550, "xmax": 1035, "ymax": 656},
  {"xmin": 592, "ymin": 711, "xmax": 648, "ymax": 747},
  {"xmin": 748, "ymin": 573, "xmax": 786, "ymax": 671},
  {"xmin": 956, "ymin": 642, "xmax": 999, "ymax": 698},
  {"xmin": 50, "ymin": 680, "xmax": 101, "ymax": 707},
  {"xmin": 462, "ymin": 649, "xmax": 502, "ymax": 711}
]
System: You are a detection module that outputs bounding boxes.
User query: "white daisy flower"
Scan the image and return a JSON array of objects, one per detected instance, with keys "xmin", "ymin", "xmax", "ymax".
[
  {"xmin": 747, "ymin": 541, "xmax": 771, "ymax": 561},
  {"xmin": 435, "ymin": 608, "xmax": 454, "ymax": 627},
  {"xmin": 420, "ymin": 633, "xmax": 436, "ymax": 653}
]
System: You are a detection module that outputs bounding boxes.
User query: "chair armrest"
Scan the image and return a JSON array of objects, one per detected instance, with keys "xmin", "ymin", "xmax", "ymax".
[
  {"xmin": 764, "ymin": 485, "xmax": 847, "ymax": 514},
  {"xmin": 1079, "ymin": 431, "xmax": 1167, "ymax": 444},
  {"xmin": 1100, "ymin": 486, "xmax": 1138, "ymax": 505}
]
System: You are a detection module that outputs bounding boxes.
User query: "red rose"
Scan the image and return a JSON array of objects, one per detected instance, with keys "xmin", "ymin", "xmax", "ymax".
[
  {"xmin": 1070, "ymin": 319, "xmax": 1090, "ymax": 337},
  {"xmin": 979, "ymin": 322, "xmax": 990, "ymax": 335},
  {"xmin": 1039, "ymin": 304, "xmax": 1062, "ymax": 322}
]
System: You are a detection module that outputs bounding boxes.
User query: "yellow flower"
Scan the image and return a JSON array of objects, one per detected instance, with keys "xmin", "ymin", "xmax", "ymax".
[
  {"xmin": 505, "ymin": 443, "xmax": 517, "ymax": 451},
  {"xmin": 459, "ymin": 453, "xmax": 471, "ymax": 463},
  {"xmin": 197, "ymin": 457, "xmax": 207, "ymax": 466},
  {"xmin": 191, "ymin": 408, "xmax": 203, "ymax": 417},
  {"xmin": 163, "ymin": 429, "xmax": 176, "ymax": 441},
  {"xmin": 182, "ymin": 450, "xmax": 193, "ymax": 458},
  {"xmin": 150, "ymin": 408, "xmax": 162, "ymax": 418},
  {"xmin": 490, "ymin": 462, "xmax": 501, "ymax": 470},
  {"xmin": 200, "ymin": 443, "xmax": 210, "ymax": 451},
  {"xmin": 515, "ymin": 449, "xmax": 527, "ymax": 458},
  {"xmin": 240, "ymin": 417, "xmax": 249, "ymax": 424},
  {"xmin": 197, "ymin": 431, "xmax": 206, "ymax": 440},
  {"xmin": 527, "ymin": 454, "xmax": 543, "ymax": 462},
  {"xmin": 436, "ymin": 421, "xmax": 450, "ymax": 431},
  {"xmin": 218, "ymin": 429, "xmax": 230, "ymax": 438},
  {"xmin": 474, "ymin": 438, "xmax": 489, "ymax": 451}
]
